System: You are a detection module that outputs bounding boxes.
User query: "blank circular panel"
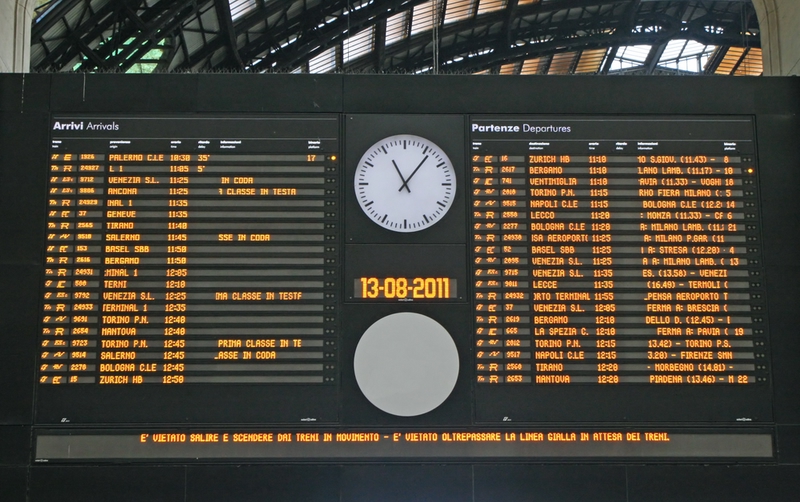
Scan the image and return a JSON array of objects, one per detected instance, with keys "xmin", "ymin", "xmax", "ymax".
[{"xmin": 354, "ymin": 313, "xmax": 459, "ymax": 417}]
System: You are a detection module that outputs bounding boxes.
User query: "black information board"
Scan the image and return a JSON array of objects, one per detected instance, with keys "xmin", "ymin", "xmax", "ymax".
[
  {"xmin": 2, "ymin": 76, "xmax": 799, "ymax": 491},
  {"xmin": 29, "ymin": 112, "xmax": 774, "ymax": 460}
]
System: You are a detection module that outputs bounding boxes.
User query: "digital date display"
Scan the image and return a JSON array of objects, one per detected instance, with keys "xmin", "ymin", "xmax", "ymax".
[{"xmin": 355, "ymin": 277, "xmax": 457, "ymax": 300}]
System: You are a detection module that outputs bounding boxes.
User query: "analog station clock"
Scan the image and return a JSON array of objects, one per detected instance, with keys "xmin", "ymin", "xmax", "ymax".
[{"xmin": 355, "ymin": 134, "xmax": 456, "ymax": 233}]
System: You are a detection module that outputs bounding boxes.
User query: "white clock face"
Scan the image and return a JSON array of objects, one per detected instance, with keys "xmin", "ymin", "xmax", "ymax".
[{"xmin": 355, "ymin": 134, "xmax": 456, "ymax": 233}]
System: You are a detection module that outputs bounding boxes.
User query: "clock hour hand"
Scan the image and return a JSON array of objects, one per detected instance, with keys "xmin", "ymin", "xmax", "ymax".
[
  {"xmin": 398, "ymin": 155, "xmax": 428, "ymax": 192},
  {"xmin": 392, "ymin": 160, "xmax": 411, "ymax": 193}
]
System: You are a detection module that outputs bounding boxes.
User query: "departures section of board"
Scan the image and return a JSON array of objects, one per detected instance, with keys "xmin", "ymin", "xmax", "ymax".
[{"xmin": 470, "ymin": 117, "xmax": 771, "ymax": 422}]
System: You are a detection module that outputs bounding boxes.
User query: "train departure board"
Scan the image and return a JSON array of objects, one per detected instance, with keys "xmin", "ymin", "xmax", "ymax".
[
  {"xmin": 5, "ymin": 73, "xmax": 800, "ymax": 501},
  {"xmin": 469, "ymin": 117, "xmax": 770, "ymax": 422},
  {"xmin": 22, "ymin": 107, "xmax": 777, "ymax": 462},
  {"xmin": 472, "ymin": 120, "xmax": 763, "ymax": 390}
]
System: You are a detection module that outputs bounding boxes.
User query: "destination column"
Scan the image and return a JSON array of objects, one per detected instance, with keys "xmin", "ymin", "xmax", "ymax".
[
  {"xmin": 100, "ymin": 153, "xmax": 156, "ymax": 385},
  {"xmin": 528, "ymin": 154, "xmax": 587, "ymax": 385}
]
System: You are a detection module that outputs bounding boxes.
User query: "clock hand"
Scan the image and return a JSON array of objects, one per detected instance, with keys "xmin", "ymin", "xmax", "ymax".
[
  {"xmin": 398, "ymin": 155, "xmax": 428, "ymax": 192},
  {"xmin": 391, "ymin": 160, "xmax": 411, "ymax": 193}
]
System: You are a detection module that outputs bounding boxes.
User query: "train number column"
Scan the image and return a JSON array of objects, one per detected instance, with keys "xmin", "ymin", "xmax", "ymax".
[
  {"xmin": 40, "ymin": 153, "xmax": 104, "ymax": 385},
  {"xmin": 473, "ymin": 155, "xmax": 506, "ymax": 384}
]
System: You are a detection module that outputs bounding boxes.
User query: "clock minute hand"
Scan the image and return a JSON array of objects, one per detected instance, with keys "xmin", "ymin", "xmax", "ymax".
[
  {"xmin": 398, "ymin": 155, "xmax": 428, "ymax": 192},
  {"xmin": 391, "ymin": 160, "xmax": 411, "ymax": 193}
]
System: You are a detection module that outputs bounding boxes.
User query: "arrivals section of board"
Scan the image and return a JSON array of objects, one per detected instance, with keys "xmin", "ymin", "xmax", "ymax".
[
  {"xmin": 469, "ymin": 117, "xmax": 769, "ymax": 387},
  {"xmin": 40, "ymin": 117, "xmax": 340, "ymax": 388}
]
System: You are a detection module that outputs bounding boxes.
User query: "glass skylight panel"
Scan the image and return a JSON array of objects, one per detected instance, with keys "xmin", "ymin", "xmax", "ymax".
[
  {"xmin": 309, "ymin": 46, "xmax": 336, "ymax": 73},
  {"xmin": 125, "ymin": 42, "xmax": 165, "ymax": 74},
  {"xmin": 343, "ymin": 27, "xmax": 375, "ymax": 64},
  {"xmin": 714, "ymin": 47, "xmax": 745, "ymax": 75},
  {"xmin": 687, "ymin": 52, "xmax": 712, "ymax": 72},
  {"xmin": 547, "ymin": 51, "xmax": 577, "ymax": 74},
  {"xmin": 608, "ymin": 59, "xmax": 628, "ymax": 72},
  {"xmin": 126, "ymin": 62, "xmax": 157, "ymax": 74},
  {"xmin": 477, "ymin": 0, "xmax": 506, "ymax": 15},
  {"xmin": 659, "ymin": 39, "xmax": 687, "ymax": 62},
  {"xmin": 682, "ymin": 40, "xmax": 709, "ymax": 57},
  {"xmin": 229, "ymin": 0, "xmax": 257, "ymax": 22},
  {"xmin": 618, "ymin": 45, "xmax": 651, "ymax": 63},
  {"xmin": 673, "ymin": 57, "xmax": 695, "ymax": 72},
  {"xmin": 655, "ymin": 39, "xmax": 715, "ymax": 73},
  {"xmin": 199, "ymin": 4, "xmax": 221, "ymax": 33},
  {"xmin": 519, "ymin": 57, "xmax": 543, "ymax": 74},
  {"xmin": 385, "ymin": 11, "xmax": 409, "ymax": 45},
  {"xmin": 574, "ymin": 48, "xmax": 607, "ymax": 74},
  {"xmin": 444, "ymin": 0, "xmax": 474, "ymax": 24},
  {"xmin": 607, "ymin": 45, "xmax": 651, "ymax": 71},
  {"xmin": 499, "ymin": 62, "xmax": 517, "ymax": 74},
  {"xmin": 734, "ymin": 48, "xmax": 763, "ymax": 76},
  {"xmin": 411, "ymin": 1, "xmax": 434, "ymax": 36}
]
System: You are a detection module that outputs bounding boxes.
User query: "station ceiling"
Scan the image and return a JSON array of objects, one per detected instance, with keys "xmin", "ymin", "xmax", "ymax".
[{"xmin": 30, "ymin": 0, "xmax": 762, "ymax": 75}]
